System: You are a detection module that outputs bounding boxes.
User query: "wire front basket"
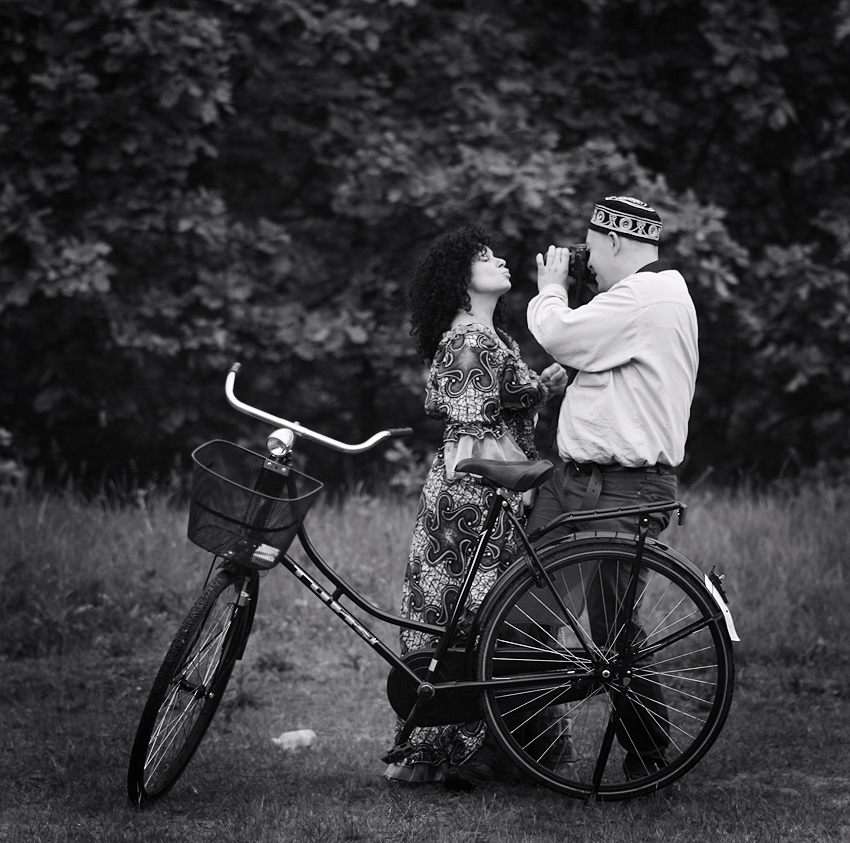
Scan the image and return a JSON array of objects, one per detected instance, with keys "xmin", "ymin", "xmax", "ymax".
[{"xmin": 188, "ymin": 439, "xmax": 323, "ymax": 569}]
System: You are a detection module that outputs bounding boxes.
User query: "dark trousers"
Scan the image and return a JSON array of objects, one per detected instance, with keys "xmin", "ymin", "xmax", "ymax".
[{"xmin": 525, "ymin": 461, "xmax": 678, "ymax": 763}]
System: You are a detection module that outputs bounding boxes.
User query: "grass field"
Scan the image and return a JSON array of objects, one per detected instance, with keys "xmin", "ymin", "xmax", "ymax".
[{"xmin": 1, "ymin": 481, "xmax": 849, "ymax": 842}]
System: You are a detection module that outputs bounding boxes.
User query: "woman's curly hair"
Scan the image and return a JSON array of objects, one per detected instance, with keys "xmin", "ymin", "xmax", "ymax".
[{"xmin": 408, "ymin": 225, "xmax": 507, "ymax": 362}]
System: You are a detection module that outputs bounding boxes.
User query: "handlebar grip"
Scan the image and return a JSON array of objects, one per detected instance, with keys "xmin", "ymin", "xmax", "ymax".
[
  {"xmin": 386, "ymin": 427, "xmax": 414, "ymax": 439},
  {"xmin": 229, "ymin": 362, "xmax": 242, "ymax": 375}
]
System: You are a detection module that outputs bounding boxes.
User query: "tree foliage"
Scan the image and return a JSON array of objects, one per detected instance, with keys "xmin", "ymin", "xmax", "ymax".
[{"xmin": 1, "ymin": 0, "xmax": 848, "ymax": 489}]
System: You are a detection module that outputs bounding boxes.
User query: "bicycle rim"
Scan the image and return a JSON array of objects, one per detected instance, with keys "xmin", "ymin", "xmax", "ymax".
[
  {"xmin": 477, "ymin": 539, "xmax": 735, "ymax": 801},
  {"xmin": 127, "ymin": 568, "xmax": 257, "ymax": 806}
]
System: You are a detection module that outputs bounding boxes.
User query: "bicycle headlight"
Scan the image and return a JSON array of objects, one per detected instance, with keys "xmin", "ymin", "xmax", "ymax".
[{"xmin": 267, "ymin": 428, "xmax": 295, "ymax": 458}]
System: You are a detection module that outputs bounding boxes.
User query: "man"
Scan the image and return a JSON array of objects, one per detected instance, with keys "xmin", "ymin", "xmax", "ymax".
[{"xmin": 525, "ymin": 195, "xmax": 699, "ymax": 779}]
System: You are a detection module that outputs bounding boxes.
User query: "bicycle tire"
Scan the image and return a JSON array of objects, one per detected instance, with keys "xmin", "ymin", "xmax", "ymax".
[
  {"xmin": 127, "ymin": 567, "xmax": 259, "ymax": 806},
  {"xmin": 476, "ymin": 535, "xmax": 735, "ymax": 801}
]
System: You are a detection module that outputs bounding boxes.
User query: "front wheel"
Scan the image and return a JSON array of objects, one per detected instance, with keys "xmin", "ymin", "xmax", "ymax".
[
  {"xmin": 127, "ymin": 567, "xmax": 259, "ymax": 806},
  {"xmin": 476, "ymin": 537, "xmax": 735, "ymax": 801}
]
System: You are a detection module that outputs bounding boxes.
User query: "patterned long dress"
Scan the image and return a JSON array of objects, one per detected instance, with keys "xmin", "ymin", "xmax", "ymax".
[{"xmin": 385, "ymin": 322, "xmax": 548, "ymax": 783}]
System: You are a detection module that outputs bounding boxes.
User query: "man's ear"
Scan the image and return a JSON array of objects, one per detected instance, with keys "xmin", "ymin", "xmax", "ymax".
[{"xmin": 608, "ymin": 232, "xmax": 621, "ymax": 254}]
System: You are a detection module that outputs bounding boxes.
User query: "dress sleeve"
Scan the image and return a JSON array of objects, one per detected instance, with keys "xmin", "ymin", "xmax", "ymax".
[
  {"xmin": 498, "ymin": 333, "xmax": 548, "ymax": 411},
  {"xmin": 428, "ymin": 329, "xmax": 505, "ymax": 435}
]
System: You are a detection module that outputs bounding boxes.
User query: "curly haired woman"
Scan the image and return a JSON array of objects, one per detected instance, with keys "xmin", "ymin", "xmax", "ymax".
[{"xmin": 384, "ymin": 225, "xmax": 567, "ymax": 790}]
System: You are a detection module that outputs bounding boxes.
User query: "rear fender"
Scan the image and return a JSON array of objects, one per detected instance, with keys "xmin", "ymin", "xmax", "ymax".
[{"xmin": 475, "ymin": 531, "xmax": 740, "ymax": 644}]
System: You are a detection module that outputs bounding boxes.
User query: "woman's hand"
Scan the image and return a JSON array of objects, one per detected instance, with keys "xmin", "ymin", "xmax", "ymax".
[
  {"xmin": 536, "ymin": 245, "xmax": 571, "ymax": 292},
  {"xmin": 539, "ymin": 362, "xmax": 568, "ymax": 398}
]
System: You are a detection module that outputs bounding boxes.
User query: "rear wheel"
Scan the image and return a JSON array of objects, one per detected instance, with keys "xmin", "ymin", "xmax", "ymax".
[
  {"xmin": 127, "ymin": 567, "xmax": 259, "ymax": 806},
  {"xmin": 477, "ymin": 538, "xmax": 735, "ymax": 801}
]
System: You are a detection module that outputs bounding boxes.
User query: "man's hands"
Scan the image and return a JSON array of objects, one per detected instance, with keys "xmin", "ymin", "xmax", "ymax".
[
  {"xmin": 536, "ymin": 245, "xmax": 571, "ymax": 293},
  {"xmin": 534, "ymin": 247, "xmax": 573, "ymax": 399},
  {"xmin": 539, "ymin": 362, "xmax": 568, "ymax": 398}
]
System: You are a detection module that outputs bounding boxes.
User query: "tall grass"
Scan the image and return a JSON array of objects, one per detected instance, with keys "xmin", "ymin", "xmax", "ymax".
[
  {"xmin": 0, "ymin": 486, "xmax": 417, "ymax": 662},
  {"xmin": 2, "ymin": 481, "xmax": 849, "ymax": 843},
  {"xmin": 1, "ymin": 479, "xmax": 848, "ymax": 664},
  {"xmin": 668, "ymin": 480, "xmax": 849, "ymax": 664},
  {"xmin": 0, "ymin": 488, "xmax": 207, "ymax": 659}
]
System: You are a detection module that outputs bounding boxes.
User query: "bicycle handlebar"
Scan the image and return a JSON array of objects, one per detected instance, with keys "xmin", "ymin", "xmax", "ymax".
[{"xmin": 225, "ymin": 362, "xmax": 413, "ymax": 454}]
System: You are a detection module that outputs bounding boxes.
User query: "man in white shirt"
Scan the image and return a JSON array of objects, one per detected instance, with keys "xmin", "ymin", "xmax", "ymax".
[{"xmin": 526, "ymin": 195, "xmax": 699, "ymax": 780}]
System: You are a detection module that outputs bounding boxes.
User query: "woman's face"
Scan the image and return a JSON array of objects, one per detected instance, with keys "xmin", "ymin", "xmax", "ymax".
[{"xmin": 469, "ymin": 246, "xmax": 511, "ymax": 297}]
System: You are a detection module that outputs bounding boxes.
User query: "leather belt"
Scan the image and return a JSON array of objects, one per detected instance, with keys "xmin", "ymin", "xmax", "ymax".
[{"xmin": 567, "ymin": 460, "xmax": 675, "ymax": 476}]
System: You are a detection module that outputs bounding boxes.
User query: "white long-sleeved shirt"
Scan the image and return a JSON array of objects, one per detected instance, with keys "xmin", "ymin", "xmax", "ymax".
[{"xmin": 527, "ymin": 262, "xmax": 698, "ymax": 468}]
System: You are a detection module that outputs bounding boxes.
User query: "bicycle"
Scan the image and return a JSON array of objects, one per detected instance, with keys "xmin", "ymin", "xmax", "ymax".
[{"xmin": 127, "ymin": 363, "xmax": 738, "ymax": 806}]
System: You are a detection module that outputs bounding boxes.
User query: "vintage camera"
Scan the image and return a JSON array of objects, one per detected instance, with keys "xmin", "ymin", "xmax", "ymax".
[{"xmin": 567, "ymin": 244, "xmax": 597, "ymax": 307}]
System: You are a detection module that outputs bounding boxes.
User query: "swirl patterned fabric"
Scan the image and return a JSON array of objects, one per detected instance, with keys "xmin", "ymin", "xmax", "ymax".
[{"xmin": 389, "ymin": 323, "xmax": 547, "ymax": 780}]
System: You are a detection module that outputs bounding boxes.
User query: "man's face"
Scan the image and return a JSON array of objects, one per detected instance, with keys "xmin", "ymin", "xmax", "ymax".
[{"xmin": 585, "ymin": 229, "xmax": 618, "ymax": 292}]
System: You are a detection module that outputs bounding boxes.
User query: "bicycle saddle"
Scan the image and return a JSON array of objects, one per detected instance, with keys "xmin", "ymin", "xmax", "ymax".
[{"xmin": 455, "ymin": 458, "xmax": 554, "ymax": 492}]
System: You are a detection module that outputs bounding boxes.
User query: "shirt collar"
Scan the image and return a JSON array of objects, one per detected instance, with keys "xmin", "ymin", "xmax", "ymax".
[{"xmin": 637, "ymin": 259, "xmax": 675, "ymax": 273}]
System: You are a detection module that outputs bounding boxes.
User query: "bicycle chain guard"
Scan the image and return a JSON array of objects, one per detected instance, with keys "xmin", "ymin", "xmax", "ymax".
[{"xmin": 385, "ymin": 648, "xmax": 481, "ymax": 727}]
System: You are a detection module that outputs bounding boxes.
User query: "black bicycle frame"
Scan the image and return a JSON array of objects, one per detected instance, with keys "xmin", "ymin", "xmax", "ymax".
[
  {"xmin": 276, "ymin": 489, "xmax": 592, "ymax": 695},
  {"xmin": 270, "ymin": 491, "xmax": 687, "ymax": 731},
  {"xmin": 280, "ymin": 490, "xmax": 529, "ymax": 680}
]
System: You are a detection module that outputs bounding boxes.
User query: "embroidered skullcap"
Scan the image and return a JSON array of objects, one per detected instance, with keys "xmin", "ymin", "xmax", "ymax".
[{"xmin": 589, "ymin": 196, "xmax": 662, "ymax": 243}]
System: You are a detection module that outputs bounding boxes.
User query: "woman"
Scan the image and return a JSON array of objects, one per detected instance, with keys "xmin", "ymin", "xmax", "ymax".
[{"xmin": 385, "ymin": 226, "xmax": 566, "ymax": 790}]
